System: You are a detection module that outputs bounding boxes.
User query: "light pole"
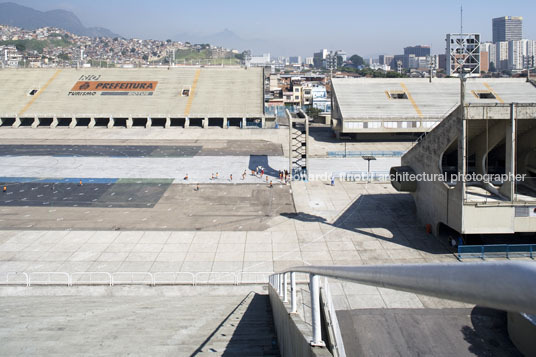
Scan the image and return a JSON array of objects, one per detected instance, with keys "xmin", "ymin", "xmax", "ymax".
[{"xmin": 362, "ymin": 156, "xmax": 376, "ymax": 183}]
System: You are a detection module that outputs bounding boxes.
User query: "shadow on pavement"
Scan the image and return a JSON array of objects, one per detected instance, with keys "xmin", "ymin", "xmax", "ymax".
[
  {"xmin": 282, "ymin": 193, "xmax": 450, "ymax": 255},
  {"xmin": 248, "ymin": 155, "xmax": 282, "ymax": 178},
  {"xmin": 190, "ymin": 293, "xmax": 279, "ymax": 357}
]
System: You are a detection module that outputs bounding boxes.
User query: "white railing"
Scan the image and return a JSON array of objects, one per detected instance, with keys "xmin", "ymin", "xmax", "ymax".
[{"xmin": 0, "ymin": 271, "xmax": 274, "ymax": 287}]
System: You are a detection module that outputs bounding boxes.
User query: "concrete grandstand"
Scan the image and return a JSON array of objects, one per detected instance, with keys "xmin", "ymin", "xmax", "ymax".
[
  {"xmin": 391, "ymin": 96, "xmax": 536, "ymax": 237},
  {"xmin": 0, "ymin": 67, "xmax": 270, "ymax": 129},
  {"xmin": 331, "ymin": 78, "xmax": 536, "ymax": 137}
]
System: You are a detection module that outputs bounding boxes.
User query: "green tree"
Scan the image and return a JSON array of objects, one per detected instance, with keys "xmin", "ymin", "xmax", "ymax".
[
  {"xmin": 349, "ymin": 54, "xmax": 364, "ymax": 67},
  {"xmin": 306, "ymin": 107, "xmax": 322, "ymax": 119},
  {"xmin": 15, "ymin": 43, "xmax": 26, "ymax": 52}
]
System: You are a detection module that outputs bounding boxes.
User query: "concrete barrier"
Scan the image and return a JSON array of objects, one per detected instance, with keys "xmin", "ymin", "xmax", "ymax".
[
  {"xmin": 507, "ymin": 312, "xmax": 536, "ymax": 356},
  {"xmin": 268, "ymin": 285, "xmax": 331, "ymax": 357}
]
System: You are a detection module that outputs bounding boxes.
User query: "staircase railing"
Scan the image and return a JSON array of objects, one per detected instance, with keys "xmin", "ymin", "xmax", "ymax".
[{"xmin": 270, "ymin": 262, "xmax": 536, "ymax": 347}]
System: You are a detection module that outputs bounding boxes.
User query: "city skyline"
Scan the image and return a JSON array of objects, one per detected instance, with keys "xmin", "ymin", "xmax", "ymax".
[{"xmin": 3, "ymin": 0, "xmax": 536, "ymax": 58}]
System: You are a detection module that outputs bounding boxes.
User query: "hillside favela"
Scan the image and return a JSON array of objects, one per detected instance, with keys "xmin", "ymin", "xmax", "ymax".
[{"xmin": 0, "ymin": 1, "xmax": 536, "ymax": 356}]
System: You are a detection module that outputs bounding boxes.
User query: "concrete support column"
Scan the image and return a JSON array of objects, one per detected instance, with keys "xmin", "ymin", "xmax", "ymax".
[
  {"xmin": 31, "ymin": 116, "xmax": 39, "ymax": 128},
  {"xmin": 88, "ymin": 118, "xmax": 95, "ymax": 128},
  {"xmin": 500, "ymin": 104, "xmax": 517, "ymax": 200},
  {"xmin": 51, "ymin": 116, "xmax": 58, "ymax": 128},
  {"xmin": 127, "ymin": 116, "xmax": 133, "ymax": 129},
  {"xmin": 0, "ymin": 118, "xmax": 3, "ymax": 127},
  {"xmin": 13, "ymin": 117, "xmax": 21, "ymax": 128},
  {"xmin": 242, "ymin": 117, "xmax": 246, "ymax": 129},
  {"xmin": 165, "ymin": 117, "xmax": 171, "ymax": 129},
  {"xmin": 107, "ymin": 117, "xmax": 114, "ymax": 129},
  {"xmin": 185, "ymin": 117, "xmax": 190, "ymax": 128},
  {"xmin": 203, "ymin": 118, "xmax": 208, "ymax": 129},
  {"xmin": 224, "ymin": 117, "xmax": 228, "ymax": 129},
  {"xmin": 146, "ymin": 117, "xmax": 152, "ymax": 129},
  {"xmin": 69, "ymin": 117, "xmax": 76, "ymax": 129},
  {"xmin": 261, "ymin": 116, "xmax": 266, "ymax": 128}
]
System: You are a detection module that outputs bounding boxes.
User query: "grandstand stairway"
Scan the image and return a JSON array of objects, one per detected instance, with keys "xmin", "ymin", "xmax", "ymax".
[{"xmin": 0, "ymin": 291, "xmax": 280, "ymax": 356}]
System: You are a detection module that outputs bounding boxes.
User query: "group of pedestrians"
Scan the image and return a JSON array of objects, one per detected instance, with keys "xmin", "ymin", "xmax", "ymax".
[{"xmin": 184, "ymin": 166, "xmax": 289, "ymax": 190}]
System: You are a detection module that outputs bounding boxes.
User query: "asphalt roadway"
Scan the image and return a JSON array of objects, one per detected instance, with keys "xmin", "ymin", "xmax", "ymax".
[
  {"xmin": 0, "ymin": 141, "xmax": 283, "ymax": 157},
  {"xmin": 0, "ymin": 183, "xmax": 295, "ymax": 231},
  {"xmin": 0, "ymin": 179, "xmax": 171, "ymax": 208}
]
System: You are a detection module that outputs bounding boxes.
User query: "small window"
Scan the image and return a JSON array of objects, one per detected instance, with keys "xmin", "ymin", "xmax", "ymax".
[
  {"xmin": 386, "ymin": 91, "xmax": 408, "ymax": 99},
  {"xmin": 29, "ymin": 89, "xmax": 39, "ymax": 96},
  {"xmin": 181, "ymin": 86, "xmax": 191, "ymax": 97},
  {"xmin": 294, "ymin": 88, "xmax": 299, "ymax": 92},
  {"xmin": 473, "ymin": 91, "xmax": 496, "ymax": 99},
  {"xmin": 294, "ymin": 95, "xmax": 299, "ymax": 100}
]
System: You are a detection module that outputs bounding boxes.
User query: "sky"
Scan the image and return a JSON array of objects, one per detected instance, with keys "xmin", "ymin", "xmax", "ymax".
[{"xmin": 6, "ymin": 0, "xmax": 536, "ymax": 58}]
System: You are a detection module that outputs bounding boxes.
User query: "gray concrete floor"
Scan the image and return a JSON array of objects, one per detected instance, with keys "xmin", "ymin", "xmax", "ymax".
[
  {"xmin": 0, "ymin": 291, "xmax": 279, "ymax": 356},
  {"xmin": 337, "ymin": 307, "xmax": 522, "ymax": 357}
]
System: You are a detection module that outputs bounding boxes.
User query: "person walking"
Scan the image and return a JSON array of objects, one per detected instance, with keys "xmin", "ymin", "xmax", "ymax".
[
  {"xmin": 242, "ymin": 170, "xmax": 246, "ymax": 180},
  {"xmin": 260, "ymin": 168, "xmax": 264, "ymax": 178},
  {"xmin": 269, "ymin": 180, "xmax": 273, "ymax": 188},
  {"xmin": 230, "ymin": 174, "xmax": 233, "ymax": 181}
]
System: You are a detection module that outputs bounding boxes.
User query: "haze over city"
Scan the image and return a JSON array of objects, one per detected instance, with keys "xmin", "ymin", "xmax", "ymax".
[{"xmin": 5, "ymin": 0, "xmax": 536, "ymax": 57}]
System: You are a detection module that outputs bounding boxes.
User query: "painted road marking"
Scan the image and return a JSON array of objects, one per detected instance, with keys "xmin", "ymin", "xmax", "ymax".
[
  {"xmin": 183, "ymin": 69, "xmax": 201, "ymax": 117},
  {"xmin": 18, "ymin": 70, "xmax": 62, "ymax": 116},
  {"xmin": 400, "ymin": 83, "xmax": 423, "ymax": 118}
]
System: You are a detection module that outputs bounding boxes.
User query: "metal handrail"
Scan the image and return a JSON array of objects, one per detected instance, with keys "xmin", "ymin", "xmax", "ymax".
[
  {"xmin": 28, "ymin": 272, "xmax": 70, "ymax": 286},
  {"xmin": 72, "ymin": 272, "xmax": 113, "ymax": 286},
  {"xmin": 270, "ymin": 262, "xmax": 536, "ymax": 347}
]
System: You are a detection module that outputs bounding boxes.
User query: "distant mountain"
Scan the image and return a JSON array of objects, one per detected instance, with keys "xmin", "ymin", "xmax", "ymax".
[
  {"xmin": 175, "ymin": 28, "xmax": 271, "ymax": 54},
  {"xmin": 0, "ymin": 2, "xmax": 119, "ymax": 38}
]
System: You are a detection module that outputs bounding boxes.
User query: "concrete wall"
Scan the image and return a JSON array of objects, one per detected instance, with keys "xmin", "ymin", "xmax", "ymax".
[
  {"xmin": 401, "ymin": 107, "xmax": 463, "ymax": 235},
  {"xmin": 268, "ymin": 285, "xmax": 332, "ymax": 357},
  {"xmin": 397, "ymin": 103, "xmax": 536, "ymax": 236}
]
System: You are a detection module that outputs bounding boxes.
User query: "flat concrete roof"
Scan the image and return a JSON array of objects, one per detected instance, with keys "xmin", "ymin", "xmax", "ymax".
[
  {"xmin": 0, "ymin": 67, "xmax": 264, "ymax": 118},
  {"xmin": 332, "ymin": 78, "xmax": 536, "ymax": 120}
]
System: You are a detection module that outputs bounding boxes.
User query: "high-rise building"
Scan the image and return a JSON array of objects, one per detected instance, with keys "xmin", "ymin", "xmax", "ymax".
[
  {"xmin": 480, "ymin": 42, "xmax": 494, "ymax": 72},
  {"xmin": 488, "ymin": 43, "xmax": 497, "ymax": 71},
  {"xmin": 492, "ymin": 16, "xmax": 523, "ymax": 43},
  {"xmin": 404, "ymin": 45, "xmax": 431, "ymax": 57},
  {"xmin": 379, "ymin": 55, "xmax": 394, "ymax": 67},
  {"xmin": 313, "ymin": 49, "xmax": 328, "ymax": 68},
  {"xmin": 445, "ymin": 33, "xmax": 481, "ymax": 77},
  {"xmin": 495, "ymin": 41, "xmax": 509, "ymax": 71},
  {"xmin": 289, "ymin": 56, "xmax": 302, "ymax": 65},
  {"xmin": 508, "ymin": 39, "xmax": 536, "ymax": 71}
]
